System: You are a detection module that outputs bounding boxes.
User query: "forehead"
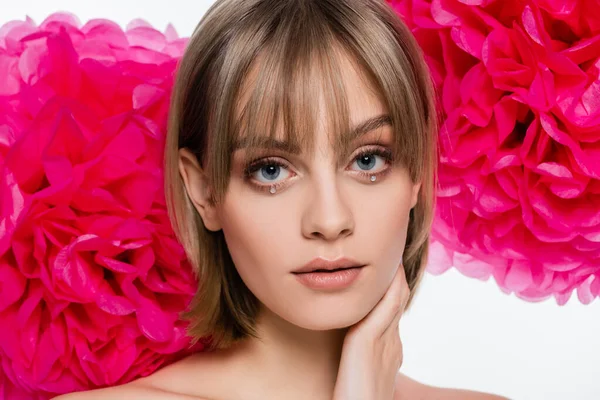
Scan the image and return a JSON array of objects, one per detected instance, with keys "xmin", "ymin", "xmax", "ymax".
[{"xmin": 232, "ymin": 44, "xmax": 389, "ymax": 154}]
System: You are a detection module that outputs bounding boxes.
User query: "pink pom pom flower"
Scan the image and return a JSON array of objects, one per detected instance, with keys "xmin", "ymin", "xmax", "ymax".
[
  {"xmin": 0, "ymin": 13, "xmax": 206, "ymax": 399},
  {"xmin": 389, "ymin": 0, "xmax": 600, "ymax": 305},
  {"xmin": 2, "ymin": 2, "xmax": 600, "ymax": 398}
]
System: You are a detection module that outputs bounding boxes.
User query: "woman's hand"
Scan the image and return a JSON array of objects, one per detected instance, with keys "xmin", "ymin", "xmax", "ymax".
[{"xmin": 332, "ymin": 265, "xmax": 410, "ymax": 400}]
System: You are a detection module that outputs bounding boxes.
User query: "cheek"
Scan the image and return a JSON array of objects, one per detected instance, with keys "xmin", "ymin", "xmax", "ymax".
[
  {"xmin": 355, "ymin": 182, "xmax": 412, "ymax": 247},
  {"xmin": 350, "ymin": 185, "xmax": 413, "ymax": 293},
  {"xmin": 218, "ymin": 186, "xmax": 296, "ymax": 283}
]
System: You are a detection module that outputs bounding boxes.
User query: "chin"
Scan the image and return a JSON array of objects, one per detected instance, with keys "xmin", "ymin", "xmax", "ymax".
[{"xmin": 285, "ymin": 304, "xmax": 370, "ymax": 331}]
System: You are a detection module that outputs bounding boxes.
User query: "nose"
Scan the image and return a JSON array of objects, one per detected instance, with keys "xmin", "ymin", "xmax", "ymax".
[{"xmin": 301, "ymin": 173, "xmax": 354, "ymax": 241}]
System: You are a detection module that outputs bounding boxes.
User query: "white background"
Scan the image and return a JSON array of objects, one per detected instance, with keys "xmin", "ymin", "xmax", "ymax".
[{"xmin": 2, "ymin": 1, "xmax": 599, "ymax": 399}]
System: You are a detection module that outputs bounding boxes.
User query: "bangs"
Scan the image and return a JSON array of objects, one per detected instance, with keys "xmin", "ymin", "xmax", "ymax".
[
  {"xmin": 200, "ymin": 0, "xmax": 432, "ymax": 205},
  {"xmin": 231, "ymin": 19, "xmax": 354, "ymax": 166}
]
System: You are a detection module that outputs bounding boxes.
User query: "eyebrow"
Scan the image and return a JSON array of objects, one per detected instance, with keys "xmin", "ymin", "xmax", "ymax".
[{"xmin": 232, "ymin": 114, "xmax": 392, "ymax": 154}]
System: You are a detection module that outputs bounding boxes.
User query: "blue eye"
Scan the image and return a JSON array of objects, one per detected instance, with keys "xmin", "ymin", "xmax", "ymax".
[
  {"xmin": 242, "ymin": 146, "xmax": 394, "ymax": 194},
  {"xmin": 355, "ymin": 154, "xmax": 377, "ymax": 170},
  {"xmin": 350, "ymin": 149, "xmax": 392, "ymax": 173},
  {"xmin": 244, "ymin": 158, "xmax": 291, "ymax": 184},
  {"xmin": 259, "ymin": 164, "xmax": 282, "ymax": 181}
]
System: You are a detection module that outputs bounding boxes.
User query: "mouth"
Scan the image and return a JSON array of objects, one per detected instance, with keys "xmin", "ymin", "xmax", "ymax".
[
  {"xmin": 292, "ymin": 256, "xmax": 365, "ymax": 274},
  {"xmin": 293, "ymin": 264, "xmax": 365, "ymax": 290}
]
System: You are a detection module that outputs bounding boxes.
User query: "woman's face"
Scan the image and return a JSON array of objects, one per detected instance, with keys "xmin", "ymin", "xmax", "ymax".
[{"xmin": 186, "ymin": 51, "xmax": 420, "ymax": 330}]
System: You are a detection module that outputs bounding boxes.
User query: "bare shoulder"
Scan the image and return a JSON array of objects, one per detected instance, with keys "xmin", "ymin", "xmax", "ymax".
[
  {"xmin": 51, "ymin": 382, "xmax": 207, "ymax": 400},
  {"xmin": 395, "ymin": 373, "xmax": 510, "ymax": 400},
  {"xmin": 51, "ymin": 354, "xmax": 221, "ymax": 400}
]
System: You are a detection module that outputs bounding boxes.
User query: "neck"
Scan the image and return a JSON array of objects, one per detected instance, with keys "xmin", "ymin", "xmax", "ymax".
[{"xmin": 227, "ymin": 305, "xmax": 348, "ymax": 400}]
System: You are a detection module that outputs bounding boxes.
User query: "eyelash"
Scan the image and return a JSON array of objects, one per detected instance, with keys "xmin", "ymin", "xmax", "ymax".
[{"xmin": 242, "ymin": 146, "xmax": 394, "ymax": 194}]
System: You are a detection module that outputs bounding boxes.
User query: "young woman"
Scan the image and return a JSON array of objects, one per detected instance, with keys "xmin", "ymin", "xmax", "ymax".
[{"xmin": 57, "ymin": 0, "xmax": 508, "ymax": 399}]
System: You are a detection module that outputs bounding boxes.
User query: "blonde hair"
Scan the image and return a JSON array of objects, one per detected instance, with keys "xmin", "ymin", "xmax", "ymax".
[{"xmin": 164, "ymin": 0, "xmax": 439, "ymax": 350}]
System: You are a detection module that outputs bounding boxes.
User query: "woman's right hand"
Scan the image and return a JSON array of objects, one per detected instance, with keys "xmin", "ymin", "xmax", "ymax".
[{"xmin": 332, "ymin": 264, "xmax": 410, "ymax": 400}]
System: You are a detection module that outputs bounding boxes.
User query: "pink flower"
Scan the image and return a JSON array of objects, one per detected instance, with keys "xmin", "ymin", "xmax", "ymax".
[
  {"xmin": 389, "ymin": 0, "xmax": 600, "ymax": 304},
  {"xmin": 0, "ymin": 13, "xmax": 206, "ymax": 399},
  {"xmin": 3, "ymin": 2, "xmax": 600, "ymax": 398}
]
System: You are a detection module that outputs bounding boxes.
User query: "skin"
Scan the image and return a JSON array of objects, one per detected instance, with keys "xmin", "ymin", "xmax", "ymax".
[{"xmin": 53, "ymin": 49, "xmax": 509, "ymax": 400}]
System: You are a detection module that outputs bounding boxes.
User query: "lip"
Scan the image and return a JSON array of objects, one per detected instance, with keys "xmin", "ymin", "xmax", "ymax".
[
  {"xmin": 292, "ymin": 256, "xmax": 365, "ymax": 274},
  {"xmin": 293, "ymin": 267, "xmax": 364, "ymax": 290}
]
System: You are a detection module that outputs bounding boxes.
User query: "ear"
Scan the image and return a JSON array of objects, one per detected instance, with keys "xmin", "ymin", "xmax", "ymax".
[
  {"xmin": 410, "ymin": 181, "xmax": 421, "ymax": 210},
  {"xmin": 178, "ymin": 148, "xmax": 222, "ymax": 232}
]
